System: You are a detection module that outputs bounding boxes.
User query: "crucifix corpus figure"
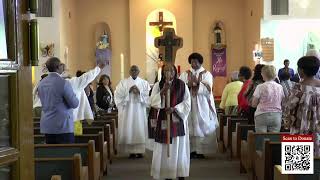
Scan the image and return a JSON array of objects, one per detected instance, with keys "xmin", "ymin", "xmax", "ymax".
[
  {"xmin": 149, "ymin": 11, "xmax": 173, "ymax": 32},
  {"xmin": 154, "ymin": 27, "xmax": 183, "ymax": 64}
]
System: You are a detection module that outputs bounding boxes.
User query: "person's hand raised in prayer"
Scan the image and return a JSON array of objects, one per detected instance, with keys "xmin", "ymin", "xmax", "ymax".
[
  {"xmin": 165, "ymin": 107, "xmax": 175, "ymax": 114},
  {"xmin": 129, "ymin": 85, "xmax": 140, "ymax": 94},
  {"xmin": 160, "ymin": 82, "xmax": 171, "ymax": 96},
  {"xmin": 191, "ymin": 75, "xmax": 199, "ymax": 87},
  {"xmin": 129, "ymin": 85, "xmax": 135, "ymax": 93},
  {"xmin": 97, "ymin": 61, "xmax": 106, "ymax": 69}
]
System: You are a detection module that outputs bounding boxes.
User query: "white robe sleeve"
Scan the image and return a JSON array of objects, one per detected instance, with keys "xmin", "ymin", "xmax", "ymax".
[
  {"xmin": 71, "ymin": 66, "xmax": 101, "ymax": 90},
  {"xmin": 114, "ymin": 80, "xmax": 130, "ymax": 108},
  {"xmin": 174, "ymin": 84, "xmax": 191, "ymax": 122},
  {"xmin": 150, "ymin": 82, "xmax": 164, "ymax": 109},
  {"xmin": 137, "ymin": 80, "xmax": 151, "ymax": 105},
  {"xmin": 179, "ymin": 72, "xmax": 188, "ymax": 84},
  {"xmin": 198, "ymin": 72, "xmax": 213, "ymax": 95}
]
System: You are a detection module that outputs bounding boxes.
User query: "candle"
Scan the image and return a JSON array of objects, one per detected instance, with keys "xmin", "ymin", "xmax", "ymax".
[
  {"xmin": 120, "ymin": 53, "xmax": 124, "ymax": 79},
  {"xmin": 177, "ymin": 65, "xmax": 181, "ymax": 75}
]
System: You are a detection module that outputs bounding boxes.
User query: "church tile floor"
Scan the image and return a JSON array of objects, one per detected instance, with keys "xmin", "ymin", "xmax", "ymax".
[{"xmin": 104, "ymin": 151, "xmax": 247, "ymax": 180}]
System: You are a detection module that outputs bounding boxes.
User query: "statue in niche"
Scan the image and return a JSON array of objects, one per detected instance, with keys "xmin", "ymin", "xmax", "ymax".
[
  {"xmin": 96, "ymin": 31, "xmax": 110, "ymax": 49},
  {"xmin": 212, "ymin": 21, "xmax": 226, "ymax": 49}
]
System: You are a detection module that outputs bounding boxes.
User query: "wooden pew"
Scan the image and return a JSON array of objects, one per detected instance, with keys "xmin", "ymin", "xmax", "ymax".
[
  {"xmin": 223, "ymin": 117, "xmax": 247, "ymax": 157},
  {"xmin": 34, "ymin": 132, "xmax": 108, "ymax": 176},
  {"xmin": 240, "ymin": 131, "xmax": 283, "ymax": 178},
  {"xmin": 34, "ymin": 125, "xmax": 112, "ymax": 164},
  {"xmin": 35, "ymin": 140, "xmax": 100, "ymax": 180},
  {"xmin": 34, "ymin": 121, "xmax": 40, "ymax": 128},
  {"xmin": 35, "ymin": 153, "xmax": 88, "ymax": 180},
  {"xmin": 82, "ymin": 126, "xmax": 112, "ymax": 164},
  {"xmin": 51, "ymin": 175, "xmax": 62, "ymax": 180},
  {"xmin": 235, "ymin": 124, "xmax": 255, "ymax": 172},
  {"xmin": 75, "ymin": 132, "xmax": 107, "ymax": 176},
  {"xmin": 218, "ymin": 114, "xmax": 238, "ymax": 152},
  {"xmin": 34, "ymin": 132, "xmax": 107, "ymax": 177},
  {"xmin": 255, "ymin": 140, "xmax": 281, "ymax": 180},
  {"xmin": 83, "ymin": 119, "xmax": 117, "ymax": 155},
  {"xmin": 96, "ymin": 113, "xmax": 118, "ymax": 128},
  {"xmin": 274, "ymin": 157, "xmax": 320, "ymax": 180}
]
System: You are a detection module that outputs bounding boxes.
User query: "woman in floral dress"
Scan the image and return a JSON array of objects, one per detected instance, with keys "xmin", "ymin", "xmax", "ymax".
[{"xmin": 283, "ymin": 56, "xmax": 320, "ymax": 156}]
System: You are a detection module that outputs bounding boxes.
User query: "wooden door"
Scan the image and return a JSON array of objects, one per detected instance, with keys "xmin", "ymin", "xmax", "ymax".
[{"xmin": 0, "ymin": 0, "xmax": 34, "ymax": 179}]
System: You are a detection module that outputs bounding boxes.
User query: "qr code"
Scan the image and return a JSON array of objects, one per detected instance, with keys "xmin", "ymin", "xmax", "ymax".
[{"xmin": 282, "ymin": 142, "xmax": 314, "ymax": 174}]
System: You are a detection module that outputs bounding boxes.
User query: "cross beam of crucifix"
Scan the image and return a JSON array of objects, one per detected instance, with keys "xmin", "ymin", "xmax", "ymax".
[
  {"xmin": 154, "ymin": 28, "xmax": 183, "ymax": 64},
  {"xmin": 149, "ymin": 12, "xmax": 173, "ymax": 32}
]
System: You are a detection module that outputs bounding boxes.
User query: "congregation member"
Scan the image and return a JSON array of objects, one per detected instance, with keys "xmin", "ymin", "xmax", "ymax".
[
  {"xmin": 237, "ymin": 66, "xmax": 252, "ymax": 117},
  {"xmin": 150, "ymin": 64, "xmax": 191, "ymax": 180},
  {"xmin": 306, "ymin": 49, "xmax": 320, "ymax": 79},
  {"xmin": 244, "ymin": 64, "xmax": 265, "ymax": 124},
  {"xmin": 96, "ymin": 74, "xmax": 115, "ymax": 112},
  {"xmin": 180, "ymin": 53, "xmax": 218, "ymax": 159},
  {"xmin": 279, "ymin": 72, "xmax": 295, "ymax": 100},
  {"xmin": 37, "ymin": 57, "xmax": 79, "ymax": 144},
  {"xmin": 278, "ymin": 59, "xmax": 295, "ymax": 81},
  {"xmin": 219, "ymin": 71, "xmax": 243, "ymax": 115},
  {"xmin": 84, "ymin": 83, "xmax": 96, "ymax": 115},
  {"xmin": 283, "ymin": 56, "xmax": 320, "ymax": 156},
  {"xmin": 33, "ymin": 74, "xmax": 48, "ymax": 117},
  {"xmin": 114, "ymin": 65, "xmax": 150, "ymax": 158},
  {"xmin": 251, "ymin": 65, "xmax": 284, "ymax": 133},
  {"xmin": 36, "ymin": 61, "xmax": 105, "ymax": 136}
]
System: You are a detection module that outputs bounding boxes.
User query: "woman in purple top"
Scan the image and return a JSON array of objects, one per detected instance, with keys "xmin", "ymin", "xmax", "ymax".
[
  {"xmin": 251, "ymin": 65, "xmax": 284, "ymax": 133},
  {"xmin": 278, "ymin": 59, "xmax": 295, "ymax": 82}
]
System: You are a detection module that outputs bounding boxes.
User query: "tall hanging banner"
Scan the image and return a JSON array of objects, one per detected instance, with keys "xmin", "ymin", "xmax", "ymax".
[
  {"xmin": 211, "ymin": 21, "xmax": 227, "ymax": 77},
  {"xmin": 212, "ymin": 48, "xmax": 227, "ymax": 77}
]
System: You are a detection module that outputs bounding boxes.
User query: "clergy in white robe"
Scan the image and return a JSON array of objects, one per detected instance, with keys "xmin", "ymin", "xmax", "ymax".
[
  {"xmin": 150, "ymin": 64, "xmax": 191, "ymax": 180},
  {"xmin": 67, "ymin": 66, "xmax": 101, "ymax": 122},
  {"xmin": 33, "ymin": 65, "xmax": 102, "ymax": 122},
  {"xmin": 114, "ymin": 65, "xmax": 150, "ymax": 157},
  {"xmin": 180, "ymin": 53, "xmax": 219, "ymax": 157}
]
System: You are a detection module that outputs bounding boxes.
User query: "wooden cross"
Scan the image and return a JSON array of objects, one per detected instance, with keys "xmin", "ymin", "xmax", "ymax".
[
  {"xmin": 154, "ymin": 28, "xmax": 183, "ymax": 64},
  {"xmin": 149, "ymin": 12, "xmax": 173, "ymax": 32}
]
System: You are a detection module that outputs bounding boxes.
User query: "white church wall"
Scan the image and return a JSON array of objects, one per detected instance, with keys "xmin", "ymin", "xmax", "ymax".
[
  {"xmin": 261, "ymin": 19, "xmax": 320, "ymax": 72},
  {"xmin": 33, "ymin": 0, "xmax": 61, "ymax": 85}
]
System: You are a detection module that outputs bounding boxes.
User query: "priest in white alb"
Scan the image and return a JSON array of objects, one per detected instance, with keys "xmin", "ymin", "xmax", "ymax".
[
  {"xmin": 114, "ymin": 65, "xmax": 150, "ymax": 158},
  {"xmin": 180, "ymin": 52, "xmax": 219, "ymax": 158},
  {"xmin": 150, "ymin": 64, "xmax": 191, "ymax": 180}
]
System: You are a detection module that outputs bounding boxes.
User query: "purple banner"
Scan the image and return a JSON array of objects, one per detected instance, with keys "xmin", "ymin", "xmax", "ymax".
[
  {"xmin": 96, "ymin": 48, "xmax": 112, "ymax": 76},
  {"xmin": 212, "ymin": 48, "xmax": 227, "ymax": 77}
]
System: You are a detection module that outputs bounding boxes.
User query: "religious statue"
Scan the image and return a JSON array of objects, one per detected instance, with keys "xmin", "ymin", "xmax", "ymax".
[
  {"xmin": 96, "ymin": 31, "xmax": 110, "ymax": 49},
  {"xmin": 40, "ymin": 43, "xmax": 54, "ymax": 57},
  {"xmin": 214, "ymin": 23, "xmax": 222, "ymax": 45},
  {"xmin": 212, "ymin": 21, "xmax": 226, "ymax": 49},
  {"xmin": 95, "ymin": 31, "xmax": 112, "ymax": 75}
]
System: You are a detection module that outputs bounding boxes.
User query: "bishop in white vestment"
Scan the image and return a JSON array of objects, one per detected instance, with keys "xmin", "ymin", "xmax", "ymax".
[
  {"xmin": 180, "ymin": 53, "xmax": 219, "ymax": 157},
  {"xmin": 114, "ymin": 65, "xmax": 150, "ymax": 157},
  {"xmin": 150, "ymin": 64, "xmax": 191, "ymax": 180}
]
